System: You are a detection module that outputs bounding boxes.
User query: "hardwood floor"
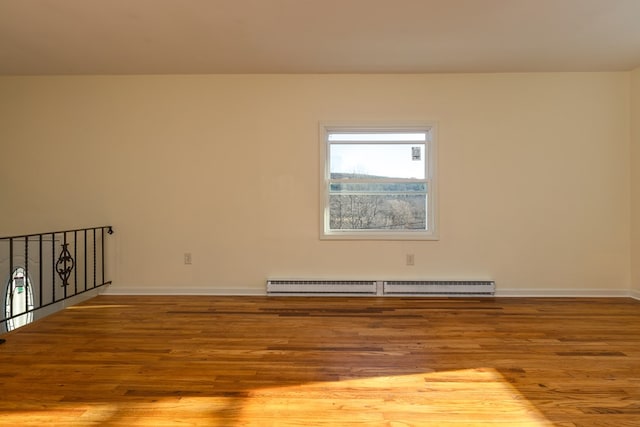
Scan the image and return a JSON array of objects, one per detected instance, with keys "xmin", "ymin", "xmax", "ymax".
[{"xmin": 0, "ymin": 296, "xmax": 639, "ymax": 426}]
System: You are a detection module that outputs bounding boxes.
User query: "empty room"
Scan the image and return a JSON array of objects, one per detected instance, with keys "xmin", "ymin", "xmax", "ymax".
[{"xmin": 1, "ymin": 0, "xmax": 640, "ymax": 426}]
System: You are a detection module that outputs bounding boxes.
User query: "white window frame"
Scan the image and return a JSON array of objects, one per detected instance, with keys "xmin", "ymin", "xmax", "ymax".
[{"xmin": 320, "ymin": 123, "xmax": 438, "ymax": 240}]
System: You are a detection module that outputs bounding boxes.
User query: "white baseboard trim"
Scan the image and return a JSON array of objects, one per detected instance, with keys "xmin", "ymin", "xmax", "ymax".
[
  {"xmin": 495, "ymin": 289, "xmax": 632, "ymax": 298},
  {"xmin": 100, "ymin": 286, "xmax": 265, "ymax": 296},
  {"xmin": 100, "ymin": 285, "xmax": 636, "ymax": 299}
]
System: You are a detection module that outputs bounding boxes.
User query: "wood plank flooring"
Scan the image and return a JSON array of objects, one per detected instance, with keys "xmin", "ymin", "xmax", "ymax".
[{"xmin": 0, "ymin": 296, "xmax": 639, "ymax": 426}]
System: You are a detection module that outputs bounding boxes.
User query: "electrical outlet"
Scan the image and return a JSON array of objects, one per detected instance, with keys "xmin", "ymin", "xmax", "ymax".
[
  {"xmin": 406, "ymin": 254, "xmax": 415, "ymax": 266},
  {"xmin": 184, "ymin": 253, "xmax": 192, "ymax": 265}
]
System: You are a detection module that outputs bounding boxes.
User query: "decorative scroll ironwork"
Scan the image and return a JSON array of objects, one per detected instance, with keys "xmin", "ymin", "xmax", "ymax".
[{"xmin": 56, "ymin": 243, "xmax": 75, "ymax": 287}]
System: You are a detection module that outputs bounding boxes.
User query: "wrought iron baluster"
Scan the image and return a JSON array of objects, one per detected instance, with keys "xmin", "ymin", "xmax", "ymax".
[
  {"xmin": 101, "ymin": 227, "xmax": 105, "ymax": 286},
  {"xmin": 56, "ymin": 233, "xmax": 75, "ymax": 290},
  {"xmin": 84, "ymin": 230, "xmax": 87, "ymax": 292},
  {"xmin": 24, "ymin": 237, "xmax": 29, "ymax": 315},
  {"xmin": 51, "ymin": 233, "xmax": 56, "ymax": 302},
  {"xmin": 39, "ymin": 235, "xmax": 43, "ymax": 308},
  {"xmin": 74, "ymin": 230, "xmax": 78, "ymax": 295},
  {"xmin": 93, "ymin": 228, "xmax": 96, "ymax": 288},
  {"xmin": 8, "ymin": 238, "xmax": 14, "ymax": 325}
]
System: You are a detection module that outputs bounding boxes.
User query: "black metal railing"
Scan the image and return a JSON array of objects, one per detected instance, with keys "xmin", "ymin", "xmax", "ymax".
[{"xmin": 0, "ymin": 225, "xmax": 113, "ymax": 333}]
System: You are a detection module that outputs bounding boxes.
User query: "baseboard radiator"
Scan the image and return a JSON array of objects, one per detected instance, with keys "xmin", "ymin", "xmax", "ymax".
[
  {"xmin": 383, "ymin": 280, "xmax": 495, "ymax": 296},
  {"xmin": 266, "ymin": 280, "xmax": 377, "ymax": 295},
  {"xmin": 266, "ymin": 280, "xmax": 494, "ymax": 297}
]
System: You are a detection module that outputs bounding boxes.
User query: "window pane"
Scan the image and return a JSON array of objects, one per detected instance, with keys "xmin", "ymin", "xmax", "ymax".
[
  {"xmin": 328, "ymin": 132, "xmax": 427, "ymax": 142},
  {"xmin": 330, "ymin": 182, "xmax": 427, "ymax": 194},
  {"xmin": 329, "ymin": 194, "xmax": 427, "ymax": 230},
  {"xmin": 330, "ymin": 144, "xmax": 426, "ymax": 179}
]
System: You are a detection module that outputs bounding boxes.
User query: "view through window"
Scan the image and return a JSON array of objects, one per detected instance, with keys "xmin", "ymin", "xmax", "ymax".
[{"xmin": 321, "ymin": 124, "xmax": 438, "ymax": 240}]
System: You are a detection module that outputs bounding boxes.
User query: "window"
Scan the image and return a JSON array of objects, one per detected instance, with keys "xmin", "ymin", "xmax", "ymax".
[{"xmin": 320, "ymin": 124, "xmax": 438, "ymax": 240}]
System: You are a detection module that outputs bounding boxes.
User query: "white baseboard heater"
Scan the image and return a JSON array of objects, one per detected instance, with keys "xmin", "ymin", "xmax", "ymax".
[
  {"xmin": 266, "ymin": 280, "xmax": 495, "ymax": 297},
  {"xmin": 383, "ymin": 280, "xmax": 495, "ymax": 296},
  {"xmin": 266, "ymin": 280, "xmax": 377, "ymax": 295}
]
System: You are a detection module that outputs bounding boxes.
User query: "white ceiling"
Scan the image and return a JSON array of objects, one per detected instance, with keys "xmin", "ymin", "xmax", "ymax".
[{"xmin": 1, "ymin": 0, "xmax": 639, "ymax": 75}]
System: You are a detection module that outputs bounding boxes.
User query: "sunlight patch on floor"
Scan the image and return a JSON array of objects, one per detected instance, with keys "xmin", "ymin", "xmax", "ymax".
[
  {"xmin": 0, "ymin": 369, "xmax": 553, "ymax": 426},
  {"xmin": 229, "ymin": 368, "xmax": 553, "ymax": 426}
]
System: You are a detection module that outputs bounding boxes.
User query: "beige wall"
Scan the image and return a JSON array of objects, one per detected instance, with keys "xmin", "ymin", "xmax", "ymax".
[
  {"xmin": 632, "ymin": 67, "xmax": 640, "ymax": 297},
  {"xmin": 0, "ymin": 73, "xmax": 631, "ymax": 295}
]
